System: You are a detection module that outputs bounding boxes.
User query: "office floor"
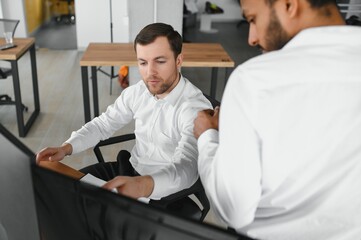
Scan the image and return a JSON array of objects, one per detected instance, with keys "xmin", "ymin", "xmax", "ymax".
[
  {"xmin": 1, "ymin": 20, "xmax": 259, "ymax": 226},
  {"xmin": 34, "ymin": 19, "xmax": 77, "ymax": 50}
]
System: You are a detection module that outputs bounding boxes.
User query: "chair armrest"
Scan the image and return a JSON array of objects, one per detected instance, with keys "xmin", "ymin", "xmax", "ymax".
[{"xmin": 93, "ymin": 133, "xmax": 135, "ymax": 163}]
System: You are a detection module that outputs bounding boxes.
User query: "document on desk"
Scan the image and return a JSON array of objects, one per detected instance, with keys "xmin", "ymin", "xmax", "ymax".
[{"xmin": 80, "ymin": 173, "xmax": 150, "ymax": 204}]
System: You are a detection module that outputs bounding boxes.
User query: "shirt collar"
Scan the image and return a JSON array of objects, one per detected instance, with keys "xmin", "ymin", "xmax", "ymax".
[
  {"xmin": 283, "ymin": 26, "xmax": 361, "ymax": 50},
  {"xmin": 163, "ymin": 74, "xmax": 185, "ymax": 106}
]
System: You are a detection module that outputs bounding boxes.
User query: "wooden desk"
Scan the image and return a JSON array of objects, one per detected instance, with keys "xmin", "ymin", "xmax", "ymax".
[
  {"xmin": 80, "ymin": 43, "xmax": 235, "ymax": 123},
  {"xmin": 39, "ymin": 161, "xmax": 85, "ymax": 180},
  {"xmin": 0, "ymin": 38, "xmax": 40, "ymax": 137}
]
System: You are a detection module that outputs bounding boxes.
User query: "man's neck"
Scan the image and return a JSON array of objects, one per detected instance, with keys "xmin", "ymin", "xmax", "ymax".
[{"xmin": 302, "ymin": 4, "xmax": 346, "ymax": 29}]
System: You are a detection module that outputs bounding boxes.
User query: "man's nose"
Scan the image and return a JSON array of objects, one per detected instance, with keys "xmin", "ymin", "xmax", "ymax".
[
  {"xmin": 147, "ymin": 63, "xmax": 157, "ymax": 75},
  {"xmin": 248, "ymin": 26, "xmax": 259, "ymax": 47}
]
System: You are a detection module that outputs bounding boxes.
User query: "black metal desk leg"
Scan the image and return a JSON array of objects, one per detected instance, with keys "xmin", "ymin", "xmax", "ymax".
[
  {"xmin": 30, "ymin": 44, "xmax": 40, "ymax": 111},
  {"xmin": 210, "ymin": 67, "xmax": 218, "ymax": 99},
  {"xmin": 91, "ymin": 66, "xmax": 99, "ymax": 117},
  {"xmin": 23, "ymin": 44, "xmax": 41, "ymax": 136},
  {"xmin": 10, "ymin": 61, "xmax": 25, "ymax": 137},
  {"xmin": 81, "ymin": 66, "xmax": 91, "ymax": 123}
]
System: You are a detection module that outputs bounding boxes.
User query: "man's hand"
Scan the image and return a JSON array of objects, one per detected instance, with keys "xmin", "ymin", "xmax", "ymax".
[
  {"xmin": 36, "ymin": 143, "xmax": 73, "ymax": 164},
  {"xmin": 193, "ymin": 106, "xmax": 220, "ymax": 139},
  {"xmin": 102, "ymin": 175, "xmax": 154, "ymax": 199}
]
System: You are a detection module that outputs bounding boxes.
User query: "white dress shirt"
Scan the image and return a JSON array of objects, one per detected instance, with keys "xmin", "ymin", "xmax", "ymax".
[
  {"xmin": 66, "ymin": 75, "xmax": 212, "ymax": 199},
  {"xmin": 198, "ymin": 26, "xmax": 361, "ymax": 240}
]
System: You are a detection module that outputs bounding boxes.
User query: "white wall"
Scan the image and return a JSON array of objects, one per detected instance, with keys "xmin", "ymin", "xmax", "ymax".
[
  {"xmin": 128, "ymin": 0, "xmax": 183, "ymax": 41},
  {"xmin": 0, "ymin": 0, "xmax": 28, "ymax": 37},
  {"xmin": 75, "ymin": 0, "xmax": 129, "ymax": 50}
]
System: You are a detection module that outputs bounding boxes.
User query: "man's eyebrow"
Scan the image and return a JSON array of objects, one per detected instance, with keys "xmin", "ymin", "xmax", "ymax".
[
  {"xmin": 137, "ymin": 56, "xmax": 167, "ymax": 61},
  {"xmin": 154, "ymin": 56, "xmax": 167, "ymax": 60}
]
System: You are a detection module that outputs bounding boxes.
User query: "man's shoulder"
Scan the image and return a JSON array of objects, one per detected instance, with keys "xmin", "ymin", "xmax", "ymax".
[
  {"xmin": 181, "ymin": 77, "xmax": 205, "ymax": 99},
  {"xmin": 178, "ymin": 78, "xmax": 212, "ymax": 109},
  {"xmin": 182, "ymin": 77, "xmax": 206, "ymax": 93}
]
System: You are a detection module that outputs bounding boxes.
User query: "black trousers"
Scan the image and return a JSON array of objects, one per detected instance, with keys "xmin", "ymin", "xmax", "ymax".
[{"xmin": 80, "ymin": 150, "xmax": 138, "ymax": 181}]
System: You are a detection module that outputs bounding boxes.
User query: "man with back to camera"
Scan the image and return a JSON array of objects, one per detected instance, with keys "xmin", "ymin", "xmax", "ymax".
[
  {"xmin": 193, "ymin": 0, "xmax": 361, "ymax": 239},
  {"xmin": 36, "ymin": 23, "xmax": 212, "ymax": 200}
]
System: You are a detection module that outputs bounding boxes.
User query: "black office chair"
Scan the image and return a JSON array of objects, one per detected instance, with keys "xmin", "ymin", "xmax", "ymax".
[
  {"xmin": 0, "ymin": 19, "xmax": 27, "ymax": 111},
  {"xmin": 82, "ymin": 94, "xmax": 220, "ymax": 222}
]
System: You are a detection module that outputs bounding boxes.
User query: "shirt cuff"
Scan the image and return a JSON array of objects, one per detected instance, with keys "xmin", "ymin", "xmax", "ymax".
[
  {"xmin": 148, "ymin": 171, "xmax": 167, "ymax": 200},
  {"xmin": 64, "ymin": 134, "xmax": 80, "ymax": 155},
  {"xmin": 198, "ymin": 129, "xmax": 219, "ymax": 150}
]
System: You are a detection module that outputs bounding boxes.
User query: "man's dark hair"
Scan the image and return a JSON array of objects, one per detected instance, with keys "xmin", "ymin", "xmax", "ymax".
[
  {"xmin": 265, "ymin": 0, "xmax": 337, "ymax": 8},
  {"xmin": 134, "ymin": 23, "xmax": 182, "ymax": 59}
]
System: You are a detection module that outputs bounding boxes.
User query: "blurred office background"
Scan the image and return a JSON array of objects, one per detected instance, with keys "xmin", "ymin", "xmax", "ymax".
[{"xmin": 0, "ymin": 0, "xmax": 360, "ymax": 226}]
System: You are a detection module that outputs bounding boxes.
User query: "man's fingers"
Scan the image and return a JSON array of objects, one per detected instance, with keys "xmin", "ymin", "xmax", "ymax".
[
  {"xmin": 213, "ymin": 106, "xmax": 220, "ymax": 117},
  {"xmin": 103, "ymin": 176, "xmax": 126, "ymax": 191},
  {"xmin": 35, "ymin": 147, "xmax": 68, "ymax": 164},
  {"xmin": 203, "ymin": 109, "xmax": 214, "ymax": 115},
  {"xmin": 36, "ymin": 148, "xmax": 57, "ymax": 163},
  {"xmin": 48, "ymin": 151, "xmax": 64, "ymax": 162}
]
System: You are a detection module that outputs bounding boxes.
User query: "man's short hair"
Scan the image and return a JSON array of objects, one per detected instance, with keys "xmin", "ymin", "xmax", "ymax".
[
  {"xmin": 265, "ymin": 0, "xmax": 337, "ymax": 8},
  {"xmin": 134, "ymin": 23, "xmax": 183, "ymax": 59}
]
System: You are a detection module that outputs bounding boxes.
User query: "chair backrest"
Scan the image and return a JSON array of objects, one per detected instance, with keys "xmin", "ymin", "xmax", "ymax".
[{"xmin": 0, "ymin": 19, "xmax": 20, "ymax": 38}]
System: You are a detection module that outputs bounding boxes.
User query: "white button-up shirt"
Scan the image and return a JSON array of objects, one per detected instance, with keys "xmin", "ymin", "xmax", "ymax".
[
  {"xmin": 198, "ymin": 26, "xmax": 361, "ymax": 239},
  {"xmin": 67, "ymin": 76, "xmax": 212, "ymax": 199}
]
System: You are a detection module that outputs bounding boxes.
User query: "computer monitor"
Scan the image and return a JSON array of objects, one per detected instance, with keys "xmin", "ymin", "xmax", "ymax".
[
  {"xmin": 0, "ymin": 123, "xmax": 252, "ymax": 240},
  {"xmin": 0, "ymin": 124, "xmax": 40, "ymax": 240},
  {"xmin": 33, "ymin": 166, "xmax": 252, "ymax": 240}
]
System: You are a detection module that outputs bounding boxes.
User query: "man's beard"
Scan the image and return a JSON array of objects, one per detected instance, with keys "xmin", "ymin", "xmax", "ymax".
[
  {"xmin": 145, "ymin": 73, "xmax": 178, "ymax": 96},
  {"xmin": 146, "ymin": 78, "xmax": 173, "ymax": 95},
  {"xmin": 264, "ymin": 8, "xmax": 291, "ymax": 52}
]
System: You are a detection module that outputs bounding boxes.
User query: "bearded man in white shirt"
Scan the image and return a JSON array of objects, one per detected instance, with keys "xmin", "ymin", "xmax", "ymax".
[
  {"xmin": 194, "ymin": 0, "xmax": 361, "ymax": 239},
  {"xmin": 36, "ymin": 23, "xmax": 212, "ymax": 201}
]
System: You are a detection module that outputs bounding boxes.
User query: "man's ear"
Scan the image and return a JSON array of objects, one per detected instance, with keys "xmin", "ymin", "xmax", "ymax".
[
  {"xmin": 284, "ymin": 0, "xmax": 299, "ymax": 19},
  {"xmin": 275, "ymin": 0, "xmax": 299, "ymax": 18},
  {"xmin": 276, "ymin": 0, "xmax": 301, "ymax": 33},
  {"xmin": 176, "ymin": 53, "xmax": 183, "ymax": 68}
]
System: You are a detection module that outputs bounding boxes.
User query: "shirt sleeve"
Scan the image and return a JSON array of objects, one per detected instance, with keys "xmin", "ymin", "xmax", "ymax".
[
  {"xmin": 65, "ymin": 88, "xmax": 135, "ymax": 154},
  {"xmin": 150, "ymin": 97, "xmax": 212, "ymax": 199},
  {"xmin": 197, "ymin": 68, "xmax": 263, "ymax": 229}
]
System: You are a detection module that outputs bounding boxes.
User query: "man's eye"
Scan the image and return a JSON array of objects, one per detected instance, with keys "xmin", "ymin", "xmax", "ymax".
[
  {"xmin": 157, "ymin": 61, "xmax": 166, "ymax": 64},
  {"xmin": 139, "ymin": 62, "xmax": 147, "ymax": 66}
]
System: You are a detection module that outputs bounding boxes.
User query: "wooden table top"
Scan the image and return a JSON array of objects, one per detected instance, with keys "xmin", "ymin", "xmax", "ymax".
[
  {"xmin": 39, "ymin": 161, "xmax": 85, "ymax": 180},
  {"xmin": 80, "ymin": 42, "xmax": 235, "ymax": 68},
  {"xmin": 0, "ymin": 38, "xmax": 35, "ymax": 60}
]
